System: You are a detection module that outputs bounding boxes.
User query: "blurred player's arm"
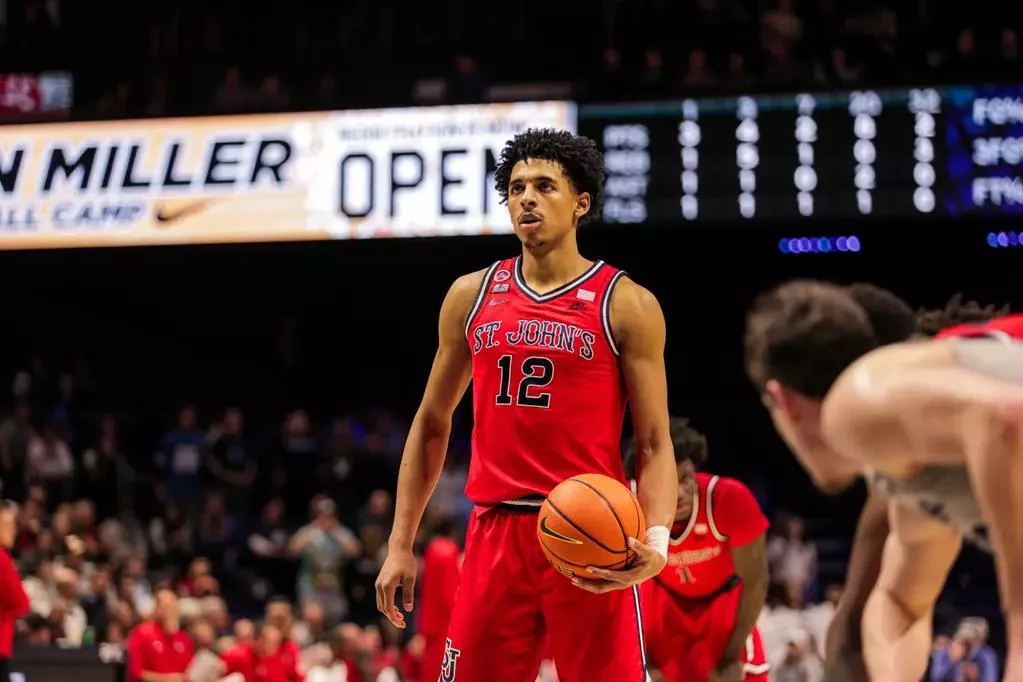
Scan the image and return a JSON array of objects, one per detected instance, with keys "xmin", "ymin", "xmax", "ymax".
[
  {"xmin": 613, "ymin": 278, "xmax": 677, "ymax": 537},
  {"xmin": 861, "ymin": 500, "xmax": 960, "ymax": 682},
  {"xmin": 388, "ymin": 271, "xmax": 483, "ymax": 551},
  {"xmin": 713, "ymin": 478, "xmax": 769, "ymax": 670},
  {"xmin": 824, "ymin": 487, "xmax": 890, "ymax": 682},
  {"xmin": 826, "ymin": 351, "xmax": 1023, "ymax": 659}
]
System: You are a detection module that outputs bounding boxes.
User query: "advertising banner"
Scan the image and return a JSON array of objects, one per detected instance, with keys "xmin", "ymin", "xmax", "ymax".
[{"xmin": 0, "ymin": 101, "xmax": 576, "ymax": 250}]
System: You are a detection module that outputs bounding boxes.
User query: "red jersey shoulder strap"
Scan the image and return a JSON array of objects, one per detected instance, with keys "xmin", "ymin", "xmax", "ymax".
[
  {"xmin": 704, "ymin": 475, "xmax": 728, "ymax": 542},
  {"xmin": 600, "ymin": 267, "xmax": 628, "ymax": 357},
  {"xmin": 463, "ymin": 260, "xmax": 503, "ymax": 338}
]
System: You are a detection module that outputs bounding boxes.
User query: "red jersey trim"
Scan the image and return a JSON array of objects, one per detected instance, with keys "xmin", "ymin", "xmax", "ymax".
[
  {"xmin": 600, "ymin": 270, "xmax": 628, "ymax": 357},
  {"xmin": 512, "ymin": 257, "xmax": 606, "ymax": 303},
  {"xmin": 670, "ymin": 482, "xmax": 700, "ymax": 545},
  {"xmin": 463, "ymin": 261, "xmax": 502, "ymax": 339},
  {"xmin": 705, "ymin": 476, "xmax": 728, "ymax": 542},
  {"xmin": 744, "ymin": 635, "xmax": 770, "ymax": 674}
]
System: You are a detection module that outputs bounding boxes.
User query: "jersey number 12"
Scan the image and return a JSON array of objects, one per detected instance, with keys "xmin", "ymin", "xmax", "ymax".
[{"xmin": 496, "ymin": 355, "xmax": 554, "ymax": 408}]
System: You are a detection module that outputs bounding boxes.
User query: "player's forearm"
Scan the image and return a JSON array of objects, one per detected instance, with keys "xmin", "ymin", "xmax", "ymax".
[
  {"xmin": 634, "ymin": 441, "xmax": 677, "ymax": 529},
  {"xmin": 862, "ymin": 588, "xmax": 933, "ymax": 682},
  {"xmin": 388, "ymin": 411, "xmax": 451, "ymax": 551},
  {"xmin": 720, "ymin": 576, "xmax": 766, "ymax": 664},
  {"xmin": 828, "ymin": 488, "xmax": 890, "ymax": 653}
]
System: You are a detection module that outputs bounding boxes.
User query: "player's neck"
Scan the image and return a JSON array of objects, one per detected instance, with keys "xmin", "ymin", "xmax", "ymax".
[{"xmin": 519, "ymin": 245, "xmax": 592, "ymax": 292}]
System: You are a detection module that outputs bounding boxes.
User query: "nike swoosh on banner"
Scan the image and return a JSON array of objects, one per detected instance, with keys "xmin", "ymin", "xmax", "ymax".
[
  {"xmin": 539, "ymin": 517, "xmax": 582, "ymax": 544},
  {"xmin": 153, "ymin": 200, "xmax": 216, "ymax": 226}
]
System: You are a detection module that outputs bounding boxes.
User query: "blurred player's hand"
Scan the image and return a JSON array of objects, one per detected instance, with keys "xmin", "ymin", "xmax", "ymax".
[
  {"xmin": 572, "ymin": 537, "xmax": 666, "ymax": 594},
  {"xmin": 709, "ymin": 661, "xmax": 743, "ymax": 682},
  {"xmin": 375, "ymin": 549, "xmax": 418, "ymax": 629}
]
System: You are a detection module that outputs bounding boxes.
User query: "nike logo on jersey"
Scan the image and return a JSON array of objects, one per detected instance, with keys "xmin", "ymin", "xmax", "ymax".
[{"xmin": 538, "ymin": 517, "xmax": 582, "ymax": 544}]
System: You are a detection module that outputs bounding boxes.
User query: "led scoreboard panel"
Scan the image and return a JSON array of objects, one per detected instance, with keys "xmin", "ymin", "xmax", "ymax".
[{"xmin": 580, "ymin": 84, "xmax": 1023, "ymax": 223}]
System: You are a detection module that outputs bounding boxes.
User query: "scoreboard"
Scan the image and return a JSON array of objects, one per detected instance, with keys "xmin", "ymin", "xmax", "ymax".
[{"xmin": 580, "ymin": 83, "xmax": 1023, "ymax": 224}]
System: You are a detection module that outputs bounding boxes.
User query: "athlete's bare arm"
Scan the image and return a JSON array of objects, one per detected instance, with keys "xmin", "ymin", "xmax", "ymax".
[
  {"xmin": 577, "ymin": 278, "xmax": 676, "ymax": 594},
  {"xmin": 861, "ymin": 500, "xmax": 960, "ymax": 682},
  {"xmin": 721, "ymin": 533, "xmax": 767, "ymax": 667},
  {"xmin": 824, "ymin": 488, "xmax": 890, "ymax": 682},
  {"xmin": 824, "ymin": 343, "xmax": 1023, "ymax": 655},
  {"xmin": 376, "ymin": 269, "xmax": 484, "ymax": 628},
  {"xmin": 613, "ymin": 278, "xmax": 677, "ymax": 531}
]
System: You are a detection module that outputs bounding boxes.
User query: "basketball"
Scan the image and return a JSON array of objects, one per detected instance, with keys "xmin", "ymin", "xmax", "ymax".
[{"xmin": 537, "ymin": 473, "xmax": 647, "ymax": 580}]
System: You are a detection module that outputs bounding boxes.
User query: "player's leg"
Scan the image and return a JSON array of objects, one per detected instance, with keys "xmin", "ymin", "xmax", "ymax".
[
  {"xmin": 542, "ymin": 570, "xmax": 647, "ymax": 682},
  {"xmin": 741, "ymin": 627, "xmax": 770, "ymax": 682},
  {"xmin": 440, "ymin": 507, "xmax": 546, "ymax": 682},
  {"xmin": 638, "ymin": 579, "xmax": 692, "ymax": 682}
]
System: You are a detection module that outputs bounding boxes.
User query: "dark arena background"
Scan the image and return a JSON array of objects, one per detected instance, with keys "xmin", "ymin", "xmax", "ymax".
[{"xmin": 0, "ymin": 0, "xmax": 1020, "ymax": 680}]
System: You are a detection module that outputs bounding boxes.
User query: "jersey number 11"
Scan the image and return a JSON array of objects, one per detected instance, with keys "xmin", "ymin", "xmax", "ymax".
[{"xmin": 495, "ymin": 355, "xmax": 554, "ymax": 408}]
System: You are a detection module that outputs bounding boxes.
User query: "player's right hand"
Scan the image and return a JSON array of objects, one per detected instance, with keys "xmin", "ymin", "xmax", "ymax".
[{"xmin": 375, "ymin": 548, "xmax": 418, "ymax": 629}]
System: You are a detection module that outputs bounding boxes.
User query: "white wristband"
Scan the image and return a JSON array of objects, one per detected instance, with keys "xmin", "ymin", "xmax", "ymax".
[{"xmin": 644, "ymin": 525, "xmax": 670, "ymax": 560}]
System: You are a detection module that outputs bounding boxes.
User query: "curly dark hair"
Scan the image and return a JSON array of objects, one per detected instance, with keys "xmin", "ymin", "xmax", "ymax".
[
  {"xmin": 845, "ymin": 283, "xmax": 918, "ymax": 345},
  {"xmin": 493, "ymin": 128, "xmax": 606, "ymax": 225},
  {"xmin": 917, "ymin": 293, "xmax": 1011, "ymax": 337},
  {"xmin": 622, "ymin": 416, "xmax": 708, "ymax": 480}
]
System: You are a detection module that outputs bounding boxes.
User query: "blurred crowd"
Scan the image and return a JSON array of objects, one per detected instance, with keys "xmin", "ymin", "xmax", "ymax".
[{"xmin": 0, "ymin": 0, "xmax": 1021, "ymax": 119}]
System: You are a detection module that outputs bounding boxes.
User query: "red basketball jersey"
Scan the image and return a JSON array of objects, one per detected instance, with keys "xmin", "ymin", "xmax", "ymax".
[
  {"xmin": 464, "ymin": 256, "xmax": 628, "ymax": 504},
  {"xmin": 936, "ymin": 313, "xmax": 1023, "ymax": 341},
  {"xmin": 659, "ymin": 473, "xmax": 768, "ymax": 599}
]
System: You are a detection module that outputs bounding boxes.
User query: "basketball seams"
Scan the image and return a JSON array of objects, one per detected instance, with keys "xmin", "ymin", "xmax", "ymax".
[
  {"xmin": 539, "ymin": 537, "xmax": 630, "ymax": 571},
  {"xmin": 545, "ymin": 498, "xmax": 625, "ymax": 554},
  {"xmin": 569, "ymin": 478, "xmax": 631, "ymax": 554}
]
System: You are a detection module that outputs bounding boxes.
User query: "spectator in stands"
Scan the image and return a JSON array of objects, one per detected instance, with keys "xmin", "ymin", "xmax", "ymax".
[
  {"xmin": 149, "ymin": 501, "xmax": 193, "ymax": 569},
  {"xmin": 264, "ymin": 597, "xmax": 303, "ymax": 679},
  {"xmin": 772, "ymin": 628, "xmax": 824, "ymax": 682},
  {"xmin": 125, "ymin": 586, "xmax": 194, "ymax": 682},
  {"xmin": 0, "ymin": 501, "xmax": 28, "ymax": 679},
  {"xmin": 931, "ymin": 618, "xmax": 999, "ymax": 682},
  {"xmin": 79, "ymin": 415, "xmax": 132, "ymax": 520},
  {"xmin": 758, "ymin": 581, "xmax": 809, "ymax": 671},
  {"xmin": 767, "ymin": 515, "xmax": 818, "ymax": 593},
  {"xmin": 803, "ymin": 583, "xmax": 842, "ymax": 659},
  {"xmin": 194, "ymin": 491, "xmax": 239, "ymax": 566},
  {"xmin": 0, "ymin": 402, "xmax": 33, "ymax": 500},
  {"xmin": 290, "ymin": 497, "xmax": 359, "ymax": 624},
  {"xmin": 205, "ymin": 408, "xmax": 256, "ymax": 515},
  {"xmin": 26, "ymin": 422, "xmax": 73, "ymax": 507},
  {"xmin": 158, "ymin": 405, "xmax": 206, "ymax": 512}
]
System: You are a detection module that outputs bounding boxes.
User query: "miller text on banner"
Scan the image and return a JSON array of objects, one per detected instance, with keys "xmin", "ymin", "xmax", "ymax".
[{"xmin": 0, "ymin": 101, "xmax": 577, "ymax": 250}]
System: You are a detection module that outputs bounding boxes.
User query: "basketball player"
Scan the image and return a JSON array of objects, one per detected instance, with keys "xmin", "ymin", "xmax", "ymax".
[
  {"xmin": 417, "ymin": 516, "xmax": 462, "ymax": 681},
  {"xmin": 744, "ymin": 281, "xmax": 1023, "ymax": 682},
  {"xmin": 375, "ymin": 129, "xmax": 678, "ymax": 682},
  {"xmin": 623, "ymin": 417, "xmax": 769, "ymax": 682}
]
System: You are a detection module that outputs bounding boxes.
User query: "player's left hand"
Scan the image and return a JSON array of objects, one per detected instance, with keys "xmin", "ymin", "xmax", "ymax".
[{"xmin": 572, "ymin": 537, "xmax": 666, "ymax": 593}]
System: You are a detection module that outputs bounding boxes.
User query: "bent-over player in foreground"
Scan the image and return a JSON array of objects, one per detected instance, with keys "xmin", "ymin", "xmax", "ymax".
[
  {"xmin": 625, "ymin": 418, "xmax": 769, "ymax": 682},
  {"xmin": 376, "ymin": 129, "xmax": 678, "ymax": 682},
  {"xmin": 744, "ymin": 281, "xmax": 1023, "ymax": 682}
]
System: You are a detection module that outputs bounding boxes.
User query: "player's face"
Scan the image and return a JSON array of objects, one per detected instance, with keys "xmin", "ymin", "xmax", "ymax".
[
  {"xmin": 675, "ymin": 460, "xmax": 697, "ymax": 522},
  {"xmin": 507, "ymin": 159, "xmax": 590, "ymax": 251},
  {"xmin": 763, "ymin": 380, "xmax": 855, "ymax": 492}
]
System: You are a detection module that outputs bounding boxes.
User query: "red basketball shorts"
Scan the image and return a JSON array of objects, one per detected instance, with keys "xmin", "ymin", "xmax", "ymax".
[
  {"xmin": 640, "ymin": 579, "xmax": 769, "ymax": 682},
  {"xmin": 439, "ymin": 505, "xmax": 647, "ymax": 682},
  {"xmin": 421, "ymin": 633, "xmax": 449, "ymax": 682}
]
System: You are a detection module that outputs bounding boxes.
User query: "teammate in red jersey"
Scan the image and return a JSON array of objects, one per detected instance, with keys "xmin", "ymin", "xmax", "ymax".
[
  {"xmin": 745, "ymin": 283, "xmax": 1023, "ymax": 682},
  {"xmin": 375, "ymin": 129, "xmax": 678, "ymax": 682},
  {"xmin": 624, "ymin": 418, "xmax": 769, "ymax": 682},
  {"xmin": 417, "ymin": 516, "xmax": 463, "ymax": 680}
]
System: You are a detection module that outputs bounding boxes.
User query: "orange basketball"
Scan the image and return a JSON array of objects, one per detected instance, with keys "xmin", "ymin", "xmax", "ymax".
[{"xmin": 537, "ymin": 473, "xmax": 646, "ymax": 581}]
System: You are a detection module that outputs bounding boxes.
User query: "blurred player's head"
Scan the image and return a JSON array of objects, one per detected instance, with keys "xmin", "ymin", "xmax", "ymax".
[
  {"xmin": 667, "ymin": 417, "xmax": 707, "ymax": 521},
  {"xmin": 917, "ymin": 292, "xmax": 1010, "ymax": 337},
  {"xmin": 846, "ymin": 283, "xmax": 919, "ymax": 345},
  {"xmin": 744, "ymin": 281, "xmax": 877, "ymax": 491},
  {"xmin": 494, "ymin": 128, "xmax": 605, "ymax": 253}
]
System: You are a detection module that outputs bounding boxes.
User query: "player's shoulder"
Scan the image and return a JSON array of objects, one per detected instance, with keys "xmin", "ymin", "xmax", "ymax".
[
  {"xmin": 609, "ymin": 274, "xmax": 664, "ymax": 334},
  {"xmin": 936, "ymin": 313, "xmax": 1023, "ymax": 341},
  {"xmin": 706, "ymin": 473, "xmax": 755, "ymax": 497}
]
